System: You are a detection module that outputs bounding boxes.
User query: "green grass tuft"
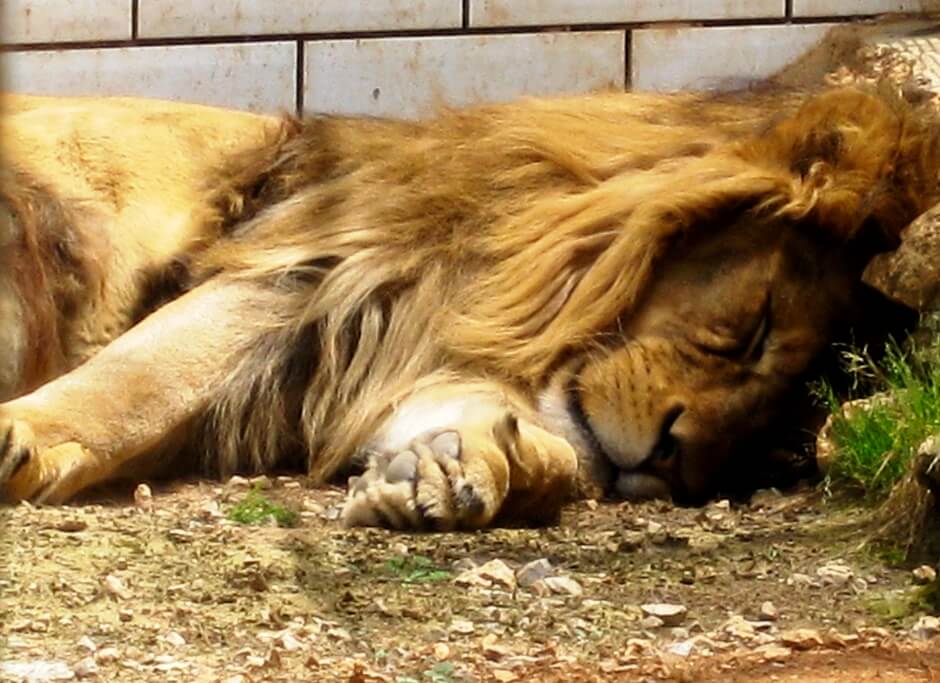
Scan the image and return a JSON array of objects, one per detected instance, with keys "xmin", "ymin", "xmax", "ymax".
[
  {"xmin": 817, "ymin": 340, "xmax": 940, "ymax": 501},
  {"xmin": 227, "ymin": 486, "xmax": 298, "ymax": 527},
  {"xmin": 384, "ymin": 555, "xmax": 451, "ymax": 584}
]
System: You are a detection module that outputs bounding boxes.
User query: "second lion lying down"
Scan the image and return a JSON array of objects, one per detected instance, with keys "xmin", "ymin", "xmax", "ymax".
[{"xmin": 0, "ymin": 87, "xmax": 936, "ymax": 529}]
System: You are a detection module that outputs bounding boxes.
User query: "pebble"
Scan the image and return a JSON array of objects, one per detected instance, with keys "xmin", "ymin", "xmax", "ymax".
[
  {"xmin": 95, "ymin": 648, "xmax": 120, "ymax": 664},
  {"xmin": 73, "ymin": 657, "xmax": 98, "ymax": 678},
  {"xmin": 543, "ymin": 576, "xmax": 584, "ymax": 598},
  {"xmin": 667, "ymin": 640, "xmax": 695, "ymax": 657},
  {"xmin": 279, "ymin": 632, "xmax": 303, "ymax": 651},
  {"xmin": 816, "ymin": 561, "xmax": 854, "ymax": 587},
  {"xmin": 433, "ymin": 643, "xmax": 451, "ymax": 660},
  {"xmin": 163, "ymin": 631, "xmax": 186, "ymax": 648},
  {"xmin": 167, "ymin": 529, "xmax": 195, "ymax": 543},
  {"xmin": 101, "ymin": 574, "xmax": 131, "ymax": 600},
  {"xmin": 780, "ymin": 628, "xmax": 824, "ymax": 650},
  {"xmin": 640, "ymin": 603, "xmax": 687, "ymax": 627},
  {"xmin": 449, "ymin": 619, "xmax": 475, "ymax": 635},
  {"xmin": 227, "ymin": 475, "xmax": 251, "ymax": 488},
  {"xmin": 754, "ymin": 644, "xmax": 792, "ymax": 662},
  {"xmin": 516, "ymin": 559, "xmax": 554, "ymax": 588},
  {"xmin": 134, "ymin": 483, "xmax": 153, "ymax": 509},
  {"xmin": 759, "ymin": 601, "xmax": 779, "ymax": 621},
  {"xmin": 454, "ymin": 570, "xmax": 493, "ymax": 589},
  {"xmin": 77, "ymin": 636, "xmax": 97, "ymax": 653},
  {"xmin": 56, "ymin": 519, "xmax": 88, "ymax": 533},
  {"xmin": 639, "ymin": 616, "xmax": 665, "ymax": 630},
  {"xmin": 911, "ymin": 616, "xmax": 940, "ymax": 640},
  {"xmin": 912, "ymin": 565, "xmax": 937, "ymax": 585},
  {"xmin": 477, "ymin": 559, "xmax": 517, "ymax": 590},
  {"xmin": 197, "ymin": 500, "xmax": 222, "ymax": 521}
]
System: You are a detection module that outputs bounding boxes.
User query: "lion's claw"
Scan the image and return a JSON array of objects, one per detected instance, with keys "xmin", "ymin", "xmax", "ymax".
[
  {"xmin": 0, "ymin": 418, "xmax": 36, "ymax": 493},
  {"xmin": 342, "ymin": 428, "xmax": 498, "ymax": 531}
]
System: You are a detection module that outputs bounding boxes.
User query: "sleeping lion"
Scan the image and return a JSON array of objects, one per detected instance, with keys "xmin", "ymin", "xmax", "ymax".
[{"xmin": 0, "ymin": 87, "xmax": 936, "ymax": 529}]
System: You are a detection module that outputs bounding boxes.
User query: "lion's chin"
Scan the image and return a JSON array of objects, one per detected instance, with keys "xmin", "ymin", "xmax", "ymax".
[{"xmin": 614, "ymin": 472, "xmax": 672, "ymax": 501}]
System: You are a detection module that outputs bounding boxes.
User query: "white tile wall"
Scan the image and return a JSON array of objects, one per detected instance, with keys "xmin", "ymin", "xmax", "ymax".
[
  {"xmin": 631, "ymin": 24, "xmax": 834, "ymax": 91},
  {"xmin": 304, "ymin": 32, "xmax": 625, "ymax": 118},
  {"xmin": 4, "ymin": 42, "xmax": 297, "ymax": 113},
  {"xmin": 792, "ymin": 0, "xmax": 928, "ymax": 16},
  {"xmin": 470, "ymin": 0, "xmax": 784, "ymax": 27},
  {"xmin": 139, "ymin": 0, "xmax": 462, "ymax": 39},
  {"xmin": 1, "ymin": 0, "xmax": 132, "ymax": 44}
]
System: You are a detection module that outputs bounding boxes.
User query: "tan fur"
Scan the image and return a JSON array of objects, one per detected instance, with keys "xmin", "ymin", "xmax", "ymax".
[{"xmin": 0, "ymin": 88, "xmax": 936, "ymax": 528}]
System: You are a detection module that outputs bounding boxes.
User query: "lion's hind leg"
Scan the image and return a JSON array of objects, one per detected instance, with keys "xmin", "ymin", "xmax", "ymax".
[{"xmin": 342, "ymin": 385, "xmax": 579, "ymax": 530}]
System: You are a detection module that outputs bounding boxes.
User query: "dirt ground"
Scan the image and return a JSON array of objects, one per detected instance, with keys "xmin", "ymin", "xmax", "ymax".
[{"xmin": 2, "ymin": 477, "xmax": 939, "ymax": 683}]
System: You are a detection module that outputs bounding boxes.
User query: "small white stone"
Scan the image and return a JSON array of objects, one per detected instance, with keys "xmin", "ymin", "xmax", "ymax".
[
  {"xmin": 163, "ymin": 631, "xmax": 186, "ymax": 648},
  {"xmin": 95, "ymin": 648, "xmax": 120, "ymax": 664},
  {"xmin": 133, "ymin": 483, "xmax": 153, "ymax": 509},
  {"xmin": 912, "ymin": 565, "xmax": 937, "ymax": 585},
  {"xmin": 449, "ymin": 619, "xmax": 475, "ymax": 635},
  {"xmin": 912, "ymin": 616, "xmax": 940, "ymax": 640},
  {"xmin": 100, "ymin": 574, "xmax": 131, "ymax": 600},
  {"xmin": 759, "ymin": 601, "xmax": 779, "ymax": 621},
  {"xmin": 543, "ymin": 576, "xmax": 584, "ymax": 598},
  {"xmin": 516, "ymin": 559, "xmax": 554, "ymax": 587},
  {"xmin": 477, "ymin": 560, "xmax": 517, "ymax": 590},
  {"xmin": 279, "ymin": 631, "xmax": 303, "ymax": 651},
  {"xmin": 74, "ymin": 657, "xmax": 98, "ymax": 678},
  {"xmin": 77, "ymin": 636, "xmax": 97, "ymax": 653}
]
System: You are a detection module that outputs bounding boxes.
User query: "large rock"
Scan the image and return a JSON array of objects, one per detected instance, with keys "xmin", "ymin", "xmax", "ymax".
[{"xmin": 864, "ymin": 205, "xmax": 940, "ymax": 312}]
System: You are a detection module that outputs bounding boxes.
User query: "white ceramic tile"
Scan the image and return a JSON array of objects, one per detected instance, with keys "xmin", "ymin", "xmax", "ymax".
[
  {"xmin": 470, "ymin": 0, "xmax": 784, "ymax": 27},
  {"xmin": 793, "ymin": 0, "xmax": 926, "ymax": 16},
  {"xmin": 1, "ymin": 0, "xmax": 132, "ymax": 44},
  {"xmin": 4, "ymin": 43, "xmax": 297, "ymax": 113},
  {"xmin": 631, "ymin": 24, "xmax": 834, "ymax": 91},
  {"xmin": 139, "ymin": 0, "xmax": 461, "ymax": 38},
  {"xmin": 304, "ymin": 32, "xmax": 625, "ymax": 118}
]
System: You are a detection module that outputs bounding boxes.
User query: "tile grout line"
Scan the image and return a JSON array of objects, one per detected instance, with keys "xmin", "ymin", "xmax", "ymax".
[
  {"xmin": 295, "ymin": 40, "xmax": 305, "ymax": 116},
  {"xmin": 623, "ymin": 30, "xmax": 631, "ymax": 91},
  {"xmin": 131, "ymin": 0, "xmax": 139, "ymax": 40}
]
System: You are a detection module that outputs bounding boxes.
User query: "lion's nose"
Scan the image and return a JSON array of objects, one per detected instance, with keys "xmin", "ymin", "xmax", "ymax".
[{"xmin": 646, "ymin": 404, "xmax": 684, "ymax": 466}]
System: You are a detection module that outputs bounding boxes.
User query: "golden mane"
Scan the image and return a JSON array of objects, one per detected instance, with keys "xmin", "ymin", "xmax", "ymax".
[{"xmin": 194, "ymin": 86, "xmax": 940, "ymax": 482}]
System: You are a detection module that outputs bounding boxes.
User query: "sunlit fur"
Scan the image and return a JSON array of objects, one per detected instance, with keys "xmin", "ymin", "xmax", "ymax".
[
  {"xmin": 190, "ymin": 86, "xmax": 939, "ymax": 496},
  {"xmin": 1, "ymin": 87, "xmax": 938, "ymax": 507}
]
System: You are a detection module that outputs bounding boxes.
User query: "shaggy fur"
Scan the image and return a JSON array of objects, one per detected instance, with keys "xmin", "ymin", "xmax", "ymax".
[
  {"xmin": 194, "ymin": 87, "xmax": 939, "ymax": 482},
  {"xmin": 0, "ymin": 87, "xmax": 938, "ymax": 525}
]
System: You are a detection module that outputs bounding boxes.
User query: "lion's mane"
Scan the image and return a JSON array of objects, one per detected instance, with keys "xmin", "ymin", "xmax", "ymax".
[{"xmin": 193, "ymin": 87, "xmax": 940, "ymax": 482}]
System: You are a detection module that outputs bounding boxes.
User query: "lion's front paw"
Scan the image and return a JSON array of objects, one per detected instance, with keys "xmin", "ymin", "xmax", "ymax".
[
  {"xmin": 0, "ymin": 417, "xmax": 36, "ymax": 496},
  {"xmin": 341, "ymin": 427, "xmax": 511, "ymax": 531},
  {"xmin": 0, "ymin": 416, "xmax": 100, "ymax": 504}
]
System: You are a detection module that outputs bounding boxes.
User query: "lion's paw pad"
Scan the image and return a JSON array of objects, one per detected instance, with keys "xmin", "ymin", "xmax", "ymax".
[{"xmin": 341, "ymin": 430, "xmax": 484, "ymax": 531}]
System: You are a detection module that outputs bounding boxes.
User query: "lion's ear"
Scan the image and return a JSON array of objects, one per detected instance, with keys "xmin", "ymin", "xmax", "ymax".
[{"xmin": 738, "ymin": 87, "xmax": 940, "ymax": 255}]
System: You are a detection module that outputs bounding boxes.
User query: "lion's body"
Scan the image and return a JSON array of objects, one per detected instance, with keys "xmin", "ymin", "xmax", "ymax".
[
  {"xmin": 0, "ymin": 88, "xmax": 937, "ymax": 527},
  {"xmin": 1, "ymin": 95, "xmax": 280, "ymax": 395}
]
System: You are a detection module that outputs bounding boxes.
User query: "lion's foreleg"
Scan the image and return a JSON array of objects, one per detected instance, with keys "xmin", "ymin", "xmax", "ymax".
[
  {"xmin": 341, "ymin": 382, "xmax": 579, "ymax": 530},
  {"xmin": 0, "ymin": 278, "xmax": 284, "ymax": 503}
]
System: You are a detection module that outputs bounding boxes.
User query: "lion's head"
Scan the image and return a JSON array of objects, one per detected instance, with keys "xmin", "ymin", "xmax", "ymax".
[{"xmin": 447, "ymin": 88, "xmax": 939, "ymax": 503}]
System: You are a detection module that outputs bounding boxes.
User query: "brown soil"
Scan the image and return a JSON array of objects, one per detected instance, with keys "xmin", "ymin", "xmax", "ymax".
[{"xmin": 1, "ymin": 479, "xmax": 938, "ymax": 682}]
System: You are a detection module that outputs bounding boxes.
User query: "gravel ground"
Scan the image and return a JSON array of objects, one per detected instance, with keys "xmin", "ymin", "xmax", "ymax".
[{"xmin": 1, "ymin": 477, "xmax": 938, "ymax": 682}]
